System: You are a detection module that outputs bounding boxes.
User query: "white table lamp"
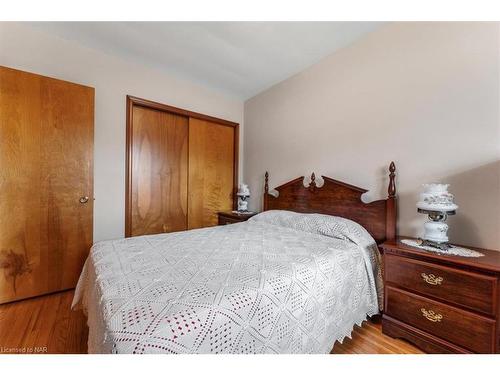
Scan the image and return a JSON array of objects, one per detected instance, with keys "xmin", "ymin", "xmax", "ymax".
[
  {"xmin": 237, "ymin": 184, "xmax": 250, "ymax": 212},
  {"xmin": 417, "ymin": 184, "xmax": 458, "ymax": 251}
]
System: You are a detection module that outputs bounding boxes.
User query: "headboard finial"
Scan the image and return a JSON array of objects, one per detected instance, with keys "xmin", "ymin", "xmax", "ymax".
[
  {"xmin": 309, "ymin": 172, "xmax": 317, "ymax": 192},
  {"xmin": 264, "ymin": 171, "xmax": 269, "ymax": 211},
  {"xmin": 388, "ymin": 161, "xmax": 396, "ymax": 197}
]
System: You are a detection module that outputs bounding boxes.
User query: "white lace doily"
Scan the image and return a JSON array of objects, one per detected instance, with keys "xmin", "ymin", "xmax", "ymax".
[{"xmin": 400, "ymin": 239, "xmax": 484, "ymax": 257}]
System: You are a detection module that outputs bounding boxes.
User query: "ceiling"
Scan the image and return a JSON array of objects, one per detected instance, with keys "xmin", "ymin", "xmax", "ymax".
[{"xmin": 28, "ymin": 22, "xmax": 382, "ymax": 99}]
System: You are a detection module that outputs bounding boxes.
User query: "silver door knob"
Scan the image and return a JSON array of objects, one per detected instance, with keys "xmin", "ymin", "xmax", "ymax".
[{"xmin": 79, "ymin": 196, "xmax": 89, "ymax": 204}]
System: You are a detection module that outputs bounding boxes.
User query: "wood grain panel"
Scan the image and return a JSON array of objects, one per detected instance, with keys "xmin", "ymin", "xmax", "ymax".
[
  {"xmin": 381, "ymin": 315, "xmax": 469, "ymax": 353},
  {"xmin": 188, "ymin": 118, "xmax": 235, "ymax": 229},
  {"xmin": 0, "ymin": 66, "xmax": 94, "ymax": 304},
  {"xmin": 129, "ymin": 106, "xmax": 188, "ymax": 236},
  {"xmin": 40, "ymin": 77, "xmax": 94, "ymax": 293},
  {"xmin": 385, "ymin": 286, "xmax": 495, "ymax": 353},
  {"xmin": 385, "ymin": 254, "xmax": 497, "ymax": 316}
]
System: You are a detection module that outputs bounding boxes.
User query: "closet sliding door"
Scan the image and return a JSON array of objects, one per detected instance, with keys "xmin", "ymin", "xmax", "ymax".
[
  {"xmin": 188, "ymin": 118, "xmax": 236, "ymax": 229},
  {"xmin": 126, "ymin": 96, "xmax": 238, "ymax": 237},
  {"xmin": 126, "ymin": 103, "xmax": 188, "ymax": 237}
]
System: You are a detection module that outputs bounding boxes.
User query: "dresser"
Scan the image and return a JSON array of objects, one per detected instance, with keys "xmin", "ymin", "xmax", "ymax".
[
  {"xmin": 381, "ymin": 237, "xmax": 500, "ymax": 353},
  {"xmin": 217, "ymin": 211, "xmax": 257, "ymax": 225}
]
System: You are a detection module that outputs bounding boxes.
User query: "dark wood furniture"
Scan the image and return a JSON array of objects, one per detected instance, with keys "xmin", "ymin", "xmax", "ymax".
[
  {"xmin": 0, "ymin": 66, "xmax": 94, "ymax": 304},
  {"xmin": 217, "ymin": 211, "xmax": 258, "ymax": 225},
  {"xmin": 125, "ymin": 96, "xmax": 239, "ymax": 237},
  {"xmin": 381, "ymin": 237, "xmax": 500, "ymax": 353},
  {"xmin": 263, "ymin": 162, "xmax": 397, "ymax": 244}
]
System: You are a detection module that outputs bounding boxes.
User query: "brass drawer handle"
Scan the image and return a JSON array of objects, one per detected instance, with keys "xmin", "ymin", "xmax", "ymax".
[
  {"xmin": 421, "ymin": 272, "xmax": 443, "ymax": 285},
  {"xmin": 421, "ymin": 308, "xmax": 443, "ymax": 322}
]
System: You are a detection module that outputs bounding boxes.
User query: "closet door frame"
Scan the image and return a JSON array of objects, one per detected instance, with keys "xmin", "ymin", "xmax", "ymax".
[{"xmin": 125, "ymin": 95, "xmax": 239, "ymax": 237}]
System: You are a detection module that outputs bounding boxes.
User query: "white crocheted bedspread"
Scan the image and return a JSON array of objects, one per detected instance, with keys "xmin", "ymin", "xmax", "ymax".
[{"xmin": 72, "ymin": 210, "xmax": 383, "ymax": 354}]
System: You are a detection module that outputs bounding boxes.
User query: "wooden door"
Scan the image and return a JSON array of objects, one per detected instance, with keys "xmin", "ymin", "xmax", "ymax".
[
  {"xmin": 188, "ymin": 118, "xmax": 236, "ymax": 229},
  {"xmin": 127, "ymin": 105, "xmax": 188, "ymax": 236},
  {"xmin": 0, "ymin": 66, "xmax": 94, "ymax": 304}
]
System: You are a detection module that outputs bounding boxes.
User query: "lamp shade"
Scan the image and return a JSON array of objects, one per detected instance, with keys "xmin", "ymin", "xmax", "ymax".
[
  {"xmin": 416, "ymin": 183, "xmax": 458, "ymax": 212},
  {"xmin": 237, "ymin": 184, "xmax": 250, "ymax": 197}
]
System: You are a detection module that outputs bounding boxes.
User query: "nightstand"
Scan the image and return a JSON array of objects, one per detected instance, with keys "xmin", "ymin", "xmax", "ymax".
[
  {"xmin": 381, "ymin": 237, "xmax": 500, "ymax": 353},
  {"xmin": 217, "ymin": 211, "xmax": 258, "ymax": 225}
]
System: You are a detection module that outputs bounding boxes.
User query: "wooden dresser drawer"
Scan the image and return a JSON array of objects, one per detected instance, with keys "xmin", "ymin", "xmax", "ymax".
[
  {"xmin": 386, "ymin": 286, "xmax": 496, "ymax": 353},
  {"xmin": 385, "ymin": 254, "xmax": 497, "ymax": 316}
]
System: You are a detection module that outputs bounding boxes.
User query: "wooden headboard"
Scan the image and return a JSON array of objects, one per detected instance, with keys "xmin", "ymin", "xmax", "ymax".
[{"xmin": 263, "ymin": 162, "xmax": 397, "ymax": 243}]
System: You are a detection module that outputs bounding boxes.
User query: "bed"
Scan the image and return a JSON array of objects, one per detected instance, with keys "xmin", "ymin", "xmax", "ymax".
[{"xmin": 72, "ymin": 162, "xmax": 397, "ymax": 354}]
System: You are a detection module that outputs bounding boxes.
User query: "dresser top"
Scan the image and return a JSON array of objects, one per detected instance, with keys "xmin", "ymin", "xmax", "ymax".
[
  {"xmin": 218, "ymin": 211, "xmax": 258, "ymax": 219},
  {"xmin": 382, "ymin": 237, "xmax": 500, "ymax": 274}
]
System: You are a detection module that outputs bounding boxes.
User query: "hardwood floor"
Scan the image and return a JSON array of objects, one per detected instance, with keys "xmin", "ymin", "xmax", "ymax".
[
  {"xmin": 0, "ymin": 290, "xmax": 422, "ymax": 354},
  {"xmin": 331, "ymin": 320, "xmax": 424, "ymax": 354},
  {"xmin": 0, "ymin": 290, "xmax": 87, "ymax": 354}
]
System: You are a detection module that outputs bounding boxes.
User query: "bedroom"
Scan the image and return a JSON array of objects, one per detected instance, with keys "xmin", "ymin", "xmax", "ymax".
[{"xmin": 1, "ymin": 0, "xmax": 500, "ymax": 372}]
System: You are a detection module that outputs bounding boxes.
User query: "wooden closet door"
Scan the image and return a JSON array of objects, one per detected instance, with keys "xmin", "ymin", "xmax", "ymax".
[
  {"xmin": 128, "ymin": 106, "xmax": 188, "ymax": 236},
  {"xmin": 188, "ymin": 118, "xmax": 235, "ymax": 229},
  {"xmin": 0, "ymin": 66, "xmax": 94, "ymax": 304}
]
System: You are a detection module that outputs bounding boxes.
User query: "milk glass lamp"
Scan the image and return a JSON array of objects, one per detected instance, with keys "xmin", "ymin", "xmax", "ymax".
[
  {"xmin": 417, "ymin": 184, "xmax": 458, "ymax": 250},
  {"xmin": 236, "ymin": 184, "xmax": 250, "ymax": 212}
]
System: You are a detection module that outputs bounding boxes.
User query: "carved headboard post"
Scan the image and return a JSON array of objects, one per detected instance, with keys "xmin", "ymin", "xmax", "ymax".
[
  {"xmin": 263, "ymin": 171, "xmax": 269, "ymax": 211},
  {"xmin": 385, "ymin": 161, "xmax": 397, "ymax": 241}
]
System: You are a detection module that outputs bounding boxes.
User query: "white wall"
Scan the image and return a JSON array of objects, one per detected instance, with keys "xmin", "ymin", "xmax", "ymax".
[
  {"xmin": 2, "ymin": 22, "xmax": 499, "ymax": 250},
  {"xmin": 0, "ymin": 22, "xmax": 244, "ymax": 242},
  {"xmin": 244, "ymin": 22, "xmax": 500, "ymax": 250}
]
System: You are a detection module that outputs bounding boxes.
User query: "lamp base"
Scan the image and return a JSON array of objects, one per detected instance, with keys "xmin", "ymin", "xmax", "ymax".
[
  {"xmin": 417, "ymin": 208, "xmax": 455, "ymax": 252},
  {"xmin": 418, "ymin": 238, "xmax": 452, "ymax": 251},
  {"xmin": 423, "ymin": 220, "xmax": 449, "ymax": 243},
  {"xmin": 237, "ymin": 196, "xmax": 249, "ymax": 212}
]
